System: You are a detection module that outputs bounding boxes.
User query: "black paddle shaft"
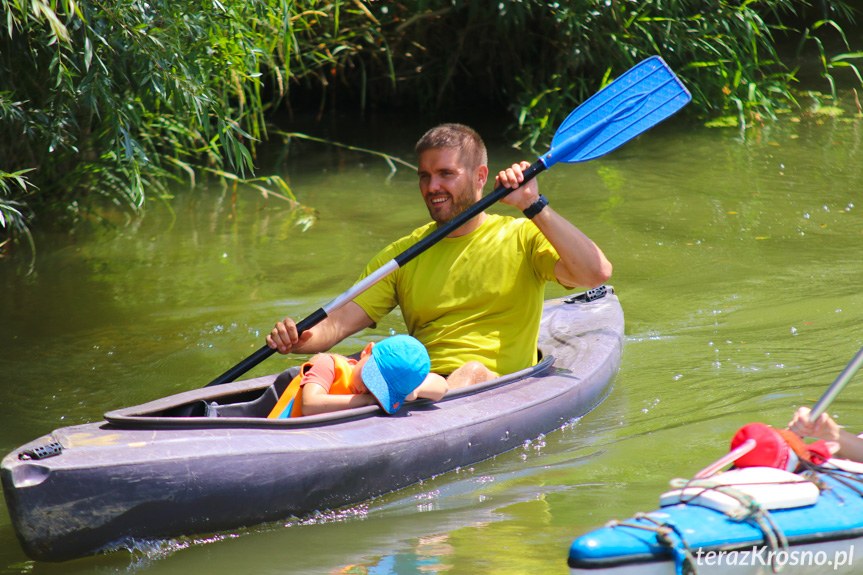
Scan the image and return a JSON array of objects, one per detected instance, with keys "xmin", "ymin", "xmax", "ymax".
[
  {"xmin": 205, "ymin": 161, "xmax": 547, "ymax": 387},
  {"xmin": 395, "ymin": 161, "xmax": 547, "ymax": 266}
]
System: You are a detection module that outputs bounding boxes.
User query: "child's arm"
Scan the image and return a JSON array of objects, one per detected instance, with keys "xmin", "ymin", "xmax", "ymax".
[
  {"xmin": 301, "ymin": 382, "xmax": 377, "ymax": 415},
  {"xmin": 405, "ymin": 373, "xmax": 448, "ymax": 403},
  {"xmin": 299, "ymin": 355, "xmax": 377, "ymax": 416}
]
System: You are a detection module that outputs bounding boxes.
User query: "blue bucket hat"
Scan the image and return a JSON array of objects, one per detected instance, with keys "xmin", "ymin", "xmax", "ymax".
[{"xmin": 361, "ymin": 335, "xmax": 431, "ymax": 414}]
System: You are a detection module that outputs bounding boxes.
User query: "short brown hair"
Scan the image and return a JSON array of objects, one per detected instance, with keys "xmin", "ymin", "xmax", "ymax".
[{"xmin": 415, "ymin": 123, "xmax": 488, "ymax": 172}]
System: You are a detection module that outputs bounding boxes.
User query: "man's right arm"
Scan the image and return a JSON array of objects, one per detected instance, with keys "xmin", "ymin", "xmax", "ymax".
[{"xmin": 266, "ymin": 301, "xmax": 375, "ymax": 355}]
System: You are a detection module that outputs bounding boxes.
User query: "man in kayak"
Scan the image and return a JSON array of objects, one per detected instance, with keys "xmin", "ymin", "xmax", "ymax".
[
  {"xmin": 789, "ymin": 406, "xmax": 863, "ymax": 463},
  {"xmin": 267, "ymin": 123, "xmax": 612, "ymax": 388}
]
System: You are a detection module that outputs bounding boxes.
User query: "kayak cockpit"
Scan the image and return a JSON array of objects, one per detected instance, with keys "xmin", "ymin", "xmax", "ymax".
[{"xmin": 103, "ymin": 355, "xmax": 556, "ymax": 429}]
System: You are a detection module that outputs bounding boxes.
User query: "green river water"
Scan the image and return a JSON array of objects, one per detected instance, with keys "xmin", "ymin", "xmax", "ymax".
[{"xmin": 1, "ymin": 107, "xmax": 862, "ymax": 575}]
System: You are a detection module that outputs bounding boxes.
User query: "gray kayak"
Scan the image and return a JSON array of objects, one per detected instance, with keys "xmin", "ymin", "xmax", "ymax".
[{"xmin": 2, "ymin": 288, "xmax": 624, "ymax": 562}]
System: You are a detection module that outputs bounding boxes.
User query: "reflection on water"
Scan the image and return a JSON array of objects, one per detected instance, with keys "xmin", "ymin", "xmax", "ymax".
[
  {"xmin": 331, "ymin": 533, "xmax": 456, "ymax": 574},
  {"xmin": 1, "ymin": 108, "xmax": 862, "ymax": 574}
]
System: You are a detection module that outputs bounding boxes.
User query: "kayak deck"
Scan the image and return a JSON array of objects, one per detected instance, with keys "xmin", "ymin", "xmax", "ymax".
[{"xmin": 569, "ymin": 463, "xmax": 863, "ymax": 575}]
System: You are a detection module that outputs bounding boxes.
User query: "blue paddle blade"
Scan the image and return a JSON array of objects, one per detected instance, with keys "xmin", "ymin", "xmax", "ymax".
[{"xmin": 542, "ymin": 56, "xmax": 691, "ymax": 168}]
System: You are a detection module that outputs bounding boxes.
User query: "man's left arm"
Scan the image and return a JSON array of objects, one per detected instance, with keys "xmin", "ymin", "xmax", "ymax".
[{"xmin": 497, "ymin": 161, "xmax": 612, "ymax": 289}]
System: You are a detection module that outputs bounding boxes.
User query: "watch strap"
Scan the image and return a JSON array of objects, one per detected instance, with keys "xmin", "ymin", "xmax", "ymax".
[{"xmin": 522, "ymin": 195, "xmax": 549, "ymax": 219}]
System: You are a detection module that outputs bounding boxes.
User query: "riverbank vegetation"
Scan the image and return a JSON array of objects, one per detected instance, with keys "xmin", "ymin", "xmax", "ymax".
[{"xmin": 2, "ymin": 0, "xmax": 860, "ymax": 271}]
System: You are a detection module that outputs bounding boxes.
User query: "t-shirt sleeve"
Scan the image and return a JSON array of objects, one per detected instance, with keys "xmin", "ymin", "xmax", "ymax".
[
  {"xmin": 522, "ymin": 221, "xmax": 562, "ymax": 284},
  {"xmin": 299, "ymin": 355, "xmax": 337, "ymax": 393},
  {"xmin": 352, "ymin": 245, "xmax": 400, "ymax": 324}
]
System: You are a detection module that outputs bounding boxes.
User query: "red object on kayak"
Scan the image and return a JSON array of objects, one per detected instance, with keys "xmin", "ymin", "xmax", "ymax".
[
  {"xmin": 731, "ymin": 422, "xmax": 833, "ymax": 470},
  {"xmin": 731, "ymin": 423, "xmax": 796, "ymax": 470}
]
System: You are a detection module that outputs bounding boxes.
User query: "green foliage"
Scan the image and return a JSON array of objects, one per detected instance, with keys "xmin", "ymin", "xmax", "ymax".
[
  {"xmin": 0, "ymin": 0, "xmax": 391, "ymax": 267},
  {"xmin": 1, "ymin": 0, "xmax": 860, "ymax": 271},
  {"xmin": 0, "ymin": 170, "xmax": 36, "ymax": 273},
  {"xmin": 800, "ymin": 18, "xmax": 863, "ymax": 101},
  {"xmin": 366, "ymin": 1, "xmax": 859, "ymax": 146}
]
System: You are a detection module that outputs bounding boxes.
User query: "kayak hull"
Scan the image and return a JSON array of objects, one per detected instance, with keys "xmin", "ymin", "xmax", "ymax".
[{"xmin": 3, "ymin": 291, "xmax": 624, "ymax": 562}]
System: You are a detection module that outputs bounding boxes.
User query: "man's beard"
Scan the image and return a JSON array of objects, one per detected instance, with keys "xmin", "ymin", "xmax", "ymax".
[{"xmin": 428, "ymin": 186, "xmax": 478, "ymax": 225}]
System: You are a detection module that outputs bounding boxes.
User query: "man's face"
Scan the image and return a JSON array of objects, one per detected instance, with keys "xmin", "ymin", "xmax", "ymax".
[{"xmin": 417, "ymin": 148, "xmax": 486, "ymax": 225}]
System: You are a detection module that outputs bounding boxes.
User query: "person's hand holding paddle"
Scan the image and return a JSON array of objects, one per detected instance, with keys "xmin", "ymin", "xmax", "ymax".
[
  {"xmin": 496, "ymin": 161, "xmax": 541, "ymax": 211},
  {"xmin": 788, "ymin": 406, "xmax": 841, "ymax": 443},
  {"xmin": 266, "ymin": 303, "xmax": 375, "ymax": 356},
  {"xmin": 789, "ymin": 406, "xmax": 863, "ymax": 462},
  {"xmin": 267, "ymin": 318, "xmax": 313, "ymax": 354}
]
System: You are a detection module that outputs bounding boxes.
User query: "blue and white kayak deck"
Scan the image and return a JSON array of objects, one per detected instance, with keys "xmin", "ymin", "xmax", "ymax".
[{"xmin": 569, "ymin": 461, "xmax": 863, "ymax": 575}]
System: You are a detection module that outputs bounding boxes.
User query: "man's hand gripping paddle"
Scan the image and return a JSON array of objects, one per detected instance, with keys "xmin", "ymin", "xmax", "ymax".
[
  {"xmin": 696, "ymin": 345, "xmax": 863, "ymax": 478},
  {"xmin": 206, "ymin": 56, "xmax": 691, "ymax": 387}
]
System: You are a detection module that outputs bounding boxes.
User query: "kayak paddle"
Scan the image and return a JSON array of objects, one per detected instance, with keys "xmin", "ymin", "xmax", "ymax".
[
  {"xmin": 809, "ymin": 344, "xmax": 863, "ymax": 421},
  {"xmin": 206, "ymin": 55, "xmax": 691, "ymax": 387}
]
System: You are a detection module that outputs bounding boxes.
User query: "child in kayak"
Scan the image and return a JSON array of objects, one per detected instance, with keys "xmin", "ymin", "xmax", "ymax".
[
  {"xmin": 268, "ymin": 334, "xmax": 447, "ymax": 418},
  {"xmin": 789, "ymin": 406, "xmax": 863, "ymax": 463}
]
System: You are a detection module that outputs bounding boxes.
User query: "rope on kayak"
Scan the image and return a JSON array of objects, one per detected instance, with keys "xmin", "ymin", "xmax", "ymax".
[
  {"xmin": 743, "ymin": 504, "xmax": 790, "ymax": 575},
  {"xmin": 801, "ymin": 463, "xmax": 863, "ymax": 499},
  {"xmin": 667, "ymin": 478, "xmax": 790, "ymax": 574},
  {"xmin": 604, "ymin": 513, "xmax": 698, "ymax": 575}
]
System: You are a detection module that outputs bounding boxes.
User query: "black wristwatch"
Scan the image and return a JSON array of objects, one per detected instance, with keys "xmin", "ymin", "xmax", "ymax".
[{"xmin": 522, "ymin": 195, "xmax": 549, "ymax": 219}]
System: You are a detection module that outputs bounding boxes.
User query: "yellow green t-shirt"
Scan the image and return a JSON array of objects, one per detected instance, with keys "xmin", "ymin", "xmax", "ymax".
[{"xmin": 353, "ymin": 214, "xmax": 562, "ymax": 376}]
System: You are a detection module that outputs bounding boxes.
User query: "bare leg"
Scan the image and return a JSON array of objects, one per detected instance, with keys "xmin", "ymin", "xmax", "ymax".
[{"xmin": 446, "ymin": 361, "xmax": 497, "ymax": 390}]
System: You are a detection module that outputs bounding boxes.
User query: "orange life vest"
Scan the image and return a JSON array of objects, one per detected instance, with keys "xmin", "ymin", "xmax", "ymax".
[{"xmin": 267, "ymin": 355, "xmax": 356, "ymax": 419}]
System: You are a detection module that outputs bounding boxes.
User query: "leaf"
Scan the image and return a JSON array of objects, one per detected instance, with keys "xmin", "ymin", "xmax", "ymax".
[
  {"xmin": 38, "ymin": 1, "xmax": 71, "ymax": 43},
  {"xmin": 831, "ymin": 52, "xmax": 863, "ymax": 62},
  {"xmin": 813, "ymin": 106, "xmax": 844, "ymax": 117},
  {"xmin": 84, "ymin": 37, "xmax": 93, "ymax": 71},
  {"xmin": 295, "ymin": 214, "xmax": 316, "ymax": 232},
  {"xmin": 704, "ymin": 116, "xmax": 739, "ymax": 128},
  {"xmin": 122, "ymin": 128, "xmax": 133, "ymax": 160}
]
